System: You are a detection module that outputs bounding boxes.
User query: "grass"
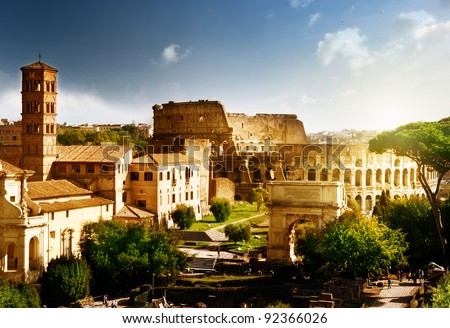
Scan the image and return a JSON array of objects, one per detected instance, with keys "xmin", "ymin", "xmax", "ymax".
[
  {"xmin": 187, "ymin": 202, "xmax": 267, "ymax": 232},
  {"xmin": 179, "ymin": 274, "xmax": 265, "ymax": 285}
]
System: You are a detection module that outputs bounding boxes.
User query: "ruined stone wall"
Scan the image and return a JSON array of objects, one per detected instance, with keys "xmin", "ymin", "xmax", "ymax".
[
  {"xmin": 227, "ymin": 113, "xmax": 307, "ymax": 145},
  {"xmin": 152, "ymin": 100, "xmax": 234, "ymax": 149},
  {"xmin": 210, "ymin": 177, "xmax": 235, "ymax": 204}
]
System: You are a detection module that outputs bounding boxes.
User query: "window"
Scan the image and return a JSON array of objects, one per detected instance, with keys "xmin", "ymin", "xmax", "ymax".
[
  {"xmin": 50, "ymin": 231, "xmax": 56, "ymax": 238},
  {"xmin": 144, "ymin": 172, "xmax": 153, "ymax": 181},
  {"xmin": 137, "ymin": 200, "xmax": 146, "ymax": 207},
  {"xmin": 172, "ymin": 194, "xmax": 176, "ymax": 203},
  {"xmin": 66, "ymin": 210, "xmax": 69, "ymax": 218},
  {"xmin": 72, "ymin": 164, "xmax": 80, "ymax": 173},
  {"xmin": 167, "ymin": 171, "xmax": 170, "ymax": 180},
  {"xmin": 86, "ymin": 164, "xmax": 95, "ymax": 173},
  {"xmin": 9, "ymin": 196, "xmax": 16, "ymax": 202},
  {"xmin": 159, "ymin": 172, "xmax": 163, "ymax": 180},
  {"xmin": 130, "ymin": 172, "xmax": 139, "ymax": 181}
]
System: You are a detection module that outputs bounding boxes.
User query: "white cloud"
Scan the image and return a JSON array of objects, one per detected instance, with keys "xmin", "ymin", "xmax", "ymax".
[
  {"xmin": 160, "ymin": 44, "xmax": 191, "ymax": 65},
  {"xmin": 289, "ymin": 0, "xmax": 315, "ymax": 9},
  {"xmin": 308, "ymin": 13, "xmax": 321, "ymax": 27},
  {"xmin": 316, "ymin": 28, "xmax": 374, "ymax": 72}
]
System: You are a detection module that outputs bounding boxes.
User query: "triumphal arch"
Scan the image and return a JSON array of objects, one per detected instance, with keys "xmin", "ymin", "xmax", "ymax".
[{"xmin": 266, "ymin": 181, "xmax": 346, "ymax": 263}]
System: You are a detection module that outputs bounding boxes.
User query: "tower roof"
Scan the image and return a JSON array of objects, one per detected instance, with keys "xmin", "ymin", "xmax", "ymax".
[{"xmin": 21, "ymin": 61, "xmax": 58, "ymax": 72}]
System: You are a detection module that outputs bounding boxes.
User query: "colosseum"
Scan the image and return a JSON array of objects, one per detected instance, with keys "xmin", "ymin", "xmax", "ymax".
[{"xmin": 151, "ymin": 100, "xmax": 434, "ymax": 214}]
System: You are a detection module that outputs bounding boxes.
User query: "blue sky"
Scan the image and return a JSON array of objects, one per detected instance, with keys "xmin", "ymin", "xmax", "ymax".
[{"xmin": 1, "ymin": 0, "xmax": 450, "ymax": 132}]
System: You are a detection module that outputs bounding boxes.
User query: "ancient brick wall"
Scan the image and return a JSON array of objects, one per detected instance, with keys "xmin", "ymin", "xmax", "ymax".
[{"xmin": 227, "ymin": 113, "xmax": 308, "ymax": 145}]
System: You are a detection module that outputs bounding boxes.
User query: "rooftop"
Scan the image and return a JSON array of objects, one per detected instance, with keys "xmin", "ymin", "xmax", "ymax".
[
  {"xmin": 55, "ymin": 145, "xmax": 130, "ymax": 163},
  {"xmin": 0, "ymin": 159, "xmax": 33, "ymax": 176},
  {"xmin": 39, "ymin": 197, "xmax": 114, "ymax": 213},
  {"xmin": 20, "ymin": 61, "xmax": 58, "ymax": 72},
  {"xmin": 27, "ymin": 180, "xmax": 93, "ymax": 200}
]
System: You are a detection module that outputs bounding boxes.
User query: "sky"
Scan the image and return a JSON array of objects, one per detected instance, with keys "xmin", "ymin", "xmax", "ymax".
[{"xmin": 1, "ymin": 0, "xmax": 450, "ymax": 133}]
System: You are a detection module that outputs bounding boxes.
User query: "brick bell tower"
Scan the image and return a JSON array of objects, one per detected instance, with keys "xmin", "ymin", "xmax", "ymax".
[{"xmin": 20, "ymin": 59, "xmax": 58, "ymax": 181}]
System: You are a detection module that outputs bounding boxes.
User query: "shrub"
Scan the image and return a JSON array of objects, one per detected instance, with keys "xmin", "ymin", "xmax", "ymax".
[
  {"xmin": 0, "ymin": 279, "xmax": 40, "ymax": 308},
  {"xmin": 172, "ymin": 204, "xmax": 196, "ymax": 229},
  {"xmin": 210, "ymin": 197, "xmax": 232, "ymax": 222},
  {"xmin": 224, "ymin": 223, "xmax": 251, "ymax": 244},
  {"xmin": 40, "ymin": 255, "xmax": 91, "ymax": 307}
]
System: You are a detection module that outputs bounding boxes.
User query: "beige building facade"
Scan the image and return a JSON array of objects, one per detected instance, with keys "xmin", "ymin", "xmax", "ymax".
[
  {"xmin": 129, "ymin": 153, "xmax": 202, "ymax": 226},
  {"xmin": 0, "ymin": 160, "xmax": 112, "ymax": 282}
]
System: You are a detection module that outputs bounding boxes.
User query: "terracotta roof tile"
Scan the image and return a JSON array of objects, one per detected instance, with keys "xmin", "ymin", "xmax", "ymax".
[
  {"xmin": 21, "ymin": 61, "xmax": 58, "ymax": 71},
  {"xmin": 116, "ymin": 205, "xmax": 155, "ymax": 219},
  {"xmin": 27, "ymin": 180, "xmax": 93, "ymax": 200},
  {"xmin": 39, "ymin": 197, "xmax": 114, "ymax": 213},
  {"xmin": 133, "ymin": 153, "xmax": 199, "ymax": 166},
  {"xmin": 55, "ymin": 145, "xmax": 130, "ymax": 163},
  {"xmin": 0, "ymin": 159, "xmax": 33, "ymax": 175}
]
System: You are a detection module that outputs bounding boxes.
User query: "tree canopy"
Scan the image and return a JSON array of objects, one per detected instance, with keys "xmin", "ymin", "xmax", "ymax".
[
  {"xmin": 296, "ymin": 210, "xmax": 408, "ymax": 278},
  {"xmin": 210, "ymin": 197, "xmax": 232, "ymax": 222},
  {"xmin": 79, "ymin": 220, "xmax": 190, "ymax": 294},
  {"xmin": 377, "ymin": 195, "xmax": 444, "ymax": 268},
  {"xmin": 0, "ymin": 279, "xmax": 40, "ymax": 308},
  {"xmin": 171, "ymin": 204, "xmax": 196, "ymax": 230},
  {"xmin": 247, "ymin": 187, "xmax": 269, "ymax": 211},
  {"xmin": 40, "ymin": 255, "xmax": 91, "ymax": 307},
  {"xmin": 369, "ymin": 117, "xmax": 450, "ymax": 262},
  {"xmin": 224, "ymin": 223, "xmax": 251, "ymax": 244}
]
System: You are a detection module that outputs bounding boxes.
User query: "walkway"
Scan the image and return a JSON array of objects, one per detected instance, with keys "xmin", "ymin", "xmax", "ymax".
[{"xmin": 368, "ymin": 280, "xmax": 421, "ymax": 308}]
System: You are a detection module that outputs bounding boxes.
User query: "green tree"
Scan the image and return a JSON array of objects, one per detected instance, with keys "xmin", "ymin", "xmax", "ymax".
[
  {"xmin": 210, "ymin": 197, "xmax": 232, "ymax": 222},
  {"xmin": 0, "ymin": 279, "xmax": 40, "ymax": 308},
  {"xmin": 57, "ymin": 128, "xmax": 86, "ymax": 145},
  {"xmin": 171, "ymin": 204, "xmax": 196, "ymax": 230},
  {"xmin": 40, "ymin": 255, "xmax": 91, "ymax": 307},
  {"xmin": 79, "ymin": 220, "xmax": 190, "ymax": 294},
  {"xmin": 428, "ymin": 272, "xmax": 450, "ymax": 308},
  {"xmin": 224, "ymin": 223, "xmax": 251, "ymax": 244},
  {"xmin": 369, "ymin": 117, "xmax": 450, "ymax": 262},
  {"xmin": 382, "ymin": 196, "xmax": 441, "ymax": 268},
  {"xmin": 297, "ymin": 210, "xmax": 408, "ymax": 278},
  {"xmin": 247, "ymin": 187, "xmax": 269, "ymax": 211}
]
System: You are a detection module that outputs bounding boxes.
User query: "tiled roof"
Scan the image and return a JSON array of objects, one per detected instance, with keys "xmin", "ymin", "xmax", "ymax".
[
  {"xmin": 55, "ymin": 145, "xmax": 129, "ymax": 163},
  {"xmin": 39, "ymin": 197, "xmax": 114, "ymax": 213},
  {"xmin": 21, "ymin": 61, "xmax": 58, "ymax": 71},
  {"xmin": 133, "ymin": 153, "xmax": 199, "ymax": 166},
  {"xmin": 27, "ymin": 180, "xmax": 93, "ymax": 200},
  {"xmin": 0, "ymin": 159, "xmax": 33, "ymax": 175},
  {"xmin": 116, "ymin": 205, "xmax": 155, "ymax": 219}
]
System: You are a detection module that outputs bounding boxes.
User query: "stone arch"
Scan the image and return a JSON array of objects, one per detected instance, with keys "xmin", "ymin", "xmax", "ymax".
[
  {"xmin": 320, "ymin": 168, "xmax": 328, "ymax": 181},
  {"xmin": 344, "ymin": 168, "xmax": 352, "ymax": 184},
  {"xmin": 28, "ymin": 236, "xmax": 40, "ymax": 270},
  {"xmin": 394, "ymin": 169, "xmax": 401, "ymax": 187},
  {"xmin": 355, "ymin": 194, "xmax": 362, "ymax": 209},
  {"xmin": 308, "ymin": 169, "xmax": 316, "ymax": 181},
  {"xmin": 376, "ymin": 169, "xmax": 383, "ymax": 185},
  {"xmin": 385, "ymin": 169, "xmax": 392, "ymax": 185},
  {"xmin": 366, "ymin": 169, "xmax": 373, "ymax": 186},
  {"xmin": 402, "ymin": 168, "xmax": 409, "ymax": 187},
  {"xmin": 410, "ymin": 168, "xmax": 416, "ymax": 187},
  {"xmin": 365, "ymin": 195, "xmax": 373, "ymax": 213},
  {"xmin": 332, "ymin": 168, "xmax": 340, "ymax": 181},
  {"xmin": 355, "ymin": 170, "xmax": 362, "ymax": 186},
  {"xmin": 5, "ymin": 243, "xmax": 18, "ymax": 271},
  {"xmin": 287, "ymin": 214, "xmax": 321, "ymax": 262}
]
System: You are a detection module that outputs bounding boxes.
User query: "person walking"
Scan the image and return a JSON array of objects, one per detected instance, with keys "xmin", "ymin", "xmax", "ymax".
[{"xmin": 387, "ymin": 278, "xmax": 392, "ymax": 289}]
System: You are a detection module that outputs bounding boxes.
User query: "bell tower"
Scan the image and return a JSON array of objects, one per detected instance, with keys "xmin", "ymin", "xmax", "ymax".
[{"xmin": 20, "ymin": 60, "xmax": 58, "ymax": 181}]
